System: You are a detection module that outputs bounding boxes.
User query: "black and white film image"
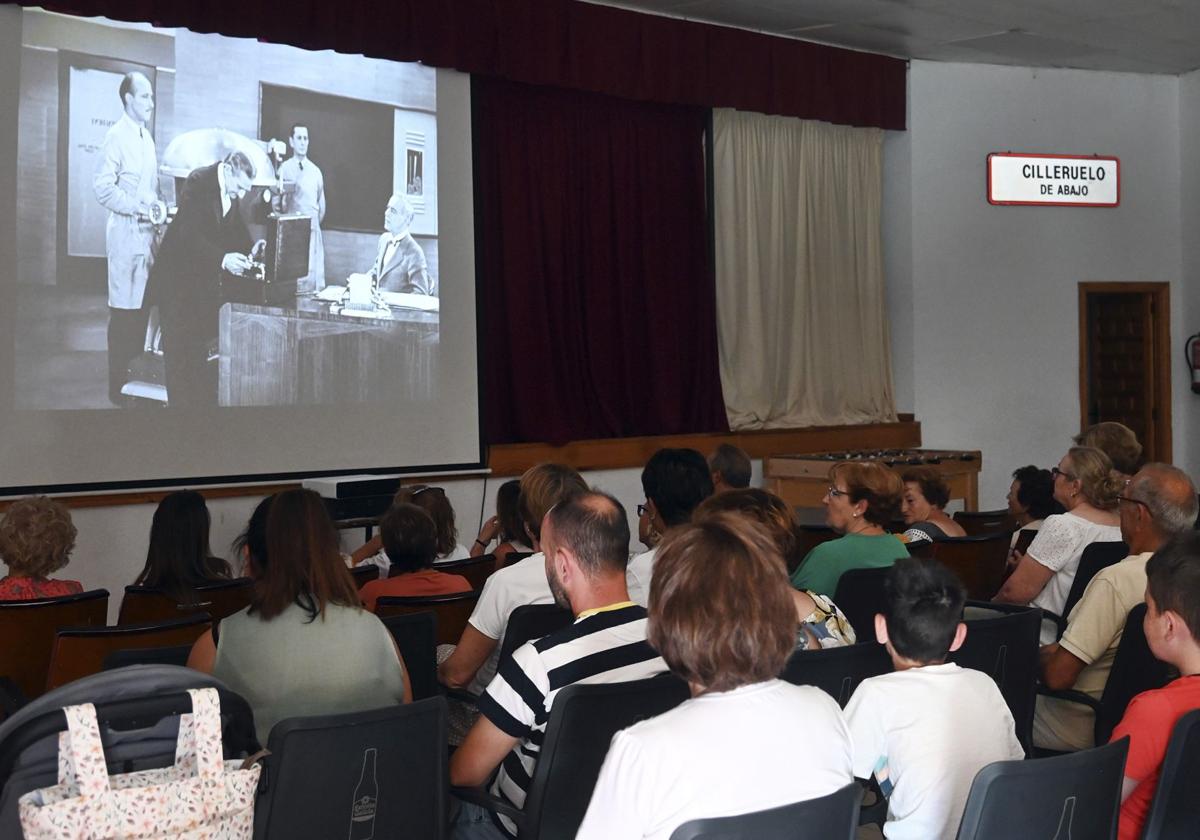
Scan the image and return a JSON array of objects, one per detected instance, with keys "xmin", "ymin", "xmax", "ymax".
[{"xmin": 12, "ymin": 11, "xmax": 440, "ymax": 409}]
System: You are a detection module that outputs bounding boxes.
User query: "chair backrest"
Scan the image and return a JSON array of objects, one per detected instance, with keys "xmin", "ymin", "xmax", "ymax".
[
  {"xmin": 117, "ymin": 578, "xmax": 254, "ymax": 625},
  {"xmin": 102, "ymin": 645, "xmax": 194, "ymax": 671},
  {"xmin": 373, "ymin": 591, "xmax": 480, "ymax": 646},
  {"xmin": 425, "ymin": 555, "xmax": 497, "ymax": 590},
  {"xmin": 955, "ymin": 737, "xmax": 1129, "ymax": 840},
  {"xmin": 832, "ymin": 567, "xmax": 891, "ymax": 642},
  {"xmin": 255, "ymin": 697, "xmax": 447, "ymax": 840},
  {"xmin": 1141, "ymin": 709, "xmax": 1200, "ymax": 840},
  {"xmin": 949, "ymin": 606, "xmax": 1042, "ymax": 754},
  {"xmin": 1058, "ymin": 542, "xmax": 1129, "ymax": 627},
  {"xmin": 668, "ymin": 781, "xmax": 862, "ymax": 840},
  {"xmin": 379, "ymin": 612, "xmax": 438, "ymax": 701},
  {"xmin": 0, "ymin": 589, "xmax": 109, "ymax": 702},
  {"xmin": 781, "ymin": 643, "xmax": 893, "ymax": 707},
  {"xmin": 953, "ymin": 509, "xmax": 1018, "ymax": 537},
  {"xmin": 45, "ymin": 614, "xmax": 212, "ymax": 691},
  {"xmin": 523, "ymin": 673, "xmax": 690, "ymax": 839},
  {"xmin": 1094, "ymin": 602, "xmax": 1170, "ymax": 745},
  {"xmin": 501, "ymin": 551, "xmax": 534, "ymax": 568},
  {"xmin": 498, "ymin": 604, "xmax": 575, "ymax": 663},
  {"xmin": 796, "ymin": 526, "xmax": 839, "ymax": 571},
  {"xmin": 931, "ymin": 531, "xmax": 1015, "ymax": 600},
  {"xmin": 1013, "ymin": 528, "xmax": 1037, "ymax": 557},
  {"xmin": 349, "ymin": 564, "xmax": 381, "ymax": 587}
]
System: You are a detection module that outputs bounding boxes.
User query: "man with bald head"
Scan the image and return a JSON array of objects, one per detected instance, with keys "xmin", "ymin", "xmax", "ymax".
[
  {"xmin": 94, "ymin": 70, "xmax": 159, "ymax": 405},
  {"xmin": 1035, "ymin": 463, "xmax": 1199, "ymax": 751},
  {"xmin": 369, "ymin": 193, "xmax": 435, "ymax": 296}
]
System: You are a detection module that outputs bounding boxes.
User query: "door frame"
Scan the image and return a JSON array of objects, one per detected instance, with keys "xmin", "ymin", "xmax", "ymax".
[{"xmin": 1077, "ymin": 281, "xmax": 1172, "ymax": 463}]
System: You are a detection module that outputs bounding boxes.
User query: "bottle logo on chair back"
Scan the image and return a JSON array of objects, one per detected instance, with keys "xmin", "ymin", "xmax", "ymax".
[
  {"xmin": 1051, "ymin": 795, "xmax": 1075, "ymax": 840},
  {"xmin": 349, "ymin": 747, "xmax": 379, "ymax": 840}
]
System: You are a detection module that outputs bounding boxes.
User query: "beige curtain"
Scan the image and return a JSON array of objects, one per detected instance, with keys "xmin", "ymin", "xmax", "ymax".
[{"xmin": 713, "ymin": 109, "xmax": 897, "ymax": 430}]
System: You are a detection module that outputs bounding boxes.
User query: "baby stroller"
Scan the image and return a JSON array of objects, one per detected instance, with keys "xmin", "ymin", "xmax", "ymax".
[{"xmin": 0, "ymin": 665, "xmax": 259, "ymax": 837}]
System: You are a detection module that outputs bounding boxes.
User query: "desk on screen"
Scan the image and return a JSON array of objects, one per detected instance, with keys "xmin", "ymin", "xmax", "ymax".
[{"xmin": 218, "ymin": 299, "xmax": 439, "ymax": 406}]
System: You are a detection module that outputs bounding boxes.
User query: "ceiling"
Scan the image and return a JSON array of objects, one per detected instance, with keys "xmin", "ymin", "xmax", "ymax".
[{"xmin": 591, "ymin": 0, "xmax": 1200, "ymax": 75}]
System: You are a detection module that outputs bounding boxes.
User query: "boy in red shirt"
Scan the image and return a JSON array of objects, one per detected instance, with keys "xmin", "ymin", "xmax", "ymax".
[{"xmin": 1111, "ymin": 530, "xmax": 1200, "ymax": 840}]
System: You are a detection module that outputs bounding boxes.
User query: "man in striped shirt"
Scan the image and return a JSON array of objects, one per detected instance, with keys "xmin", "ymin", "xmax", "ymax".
[{"xmin": 449, "ymin": 491, "xmax": 668, "ymax": 839}]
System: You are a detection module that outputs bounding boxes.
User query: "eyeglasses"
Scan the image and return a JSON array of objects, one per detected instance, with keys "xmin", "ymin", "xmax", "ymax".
[
  {"xmin": 1050, "ymin": 466, "xmax": 1076, "ymax": 481},
  {"xmin": 408, "ymin": 485, "xmax": 445, "ymax": 498},
  {"xmin": 827, "ymin": 486, "xmax": 850, "ymax": 499}
]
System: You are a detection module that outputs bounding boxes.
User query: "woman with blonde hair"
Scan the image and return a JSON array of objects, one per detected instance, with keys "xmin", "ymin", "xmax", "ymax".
[
  {"xmin": 994, "ymin": 446, "xmax": 1122, "ymax": 639},
  {"xmin": 0, "ymin": 496, "xmax": 83, "ymax": 600}
]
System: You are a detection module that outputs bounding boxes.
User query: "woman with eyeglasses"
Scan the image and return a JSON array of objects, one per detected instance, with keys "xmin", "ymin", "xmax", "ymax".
[
  {"xmin": 788, "ymin": 461, "xmax": 908, "ymax": 598},
  {"xmin": 993, "ymin": 446, "xmax": 1121, "ymax": 640}
]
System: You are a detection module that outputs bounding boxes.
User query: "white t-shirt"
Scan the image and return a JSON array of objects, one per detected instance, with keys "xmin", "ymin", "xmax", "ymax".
[
  {"xmin": 464, "ymin": 551, "xmax": 553, "ymax": 694},
  {"xmin": 845, "ymin": 663, "xmax": 1024, "ymax": 840},
  {"xmin": 577, "ymin": 680, "xmax": 853, "ymax": 840},
  {"xmin": 1026, "ymin": 512, "xmax": 1121, "ymax": 641},
  {"xmin": 626, "ymin": 547, "xmax": 658, "ymax": 608}
]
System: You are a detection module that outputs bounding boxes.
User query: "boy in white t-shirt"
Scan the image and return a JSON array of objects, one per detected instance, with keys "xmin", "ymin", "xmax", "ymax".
[{"xmin": 845, "ymin": 557, "xmax": 1024, "ymax": 840}]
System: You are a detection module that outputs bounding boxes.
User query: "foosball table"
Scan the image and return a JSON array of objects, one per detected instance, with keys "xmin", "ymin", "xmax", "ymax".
[{"xmin": 765, "ymin": 448, "xmax": 982, "ymax": 511}]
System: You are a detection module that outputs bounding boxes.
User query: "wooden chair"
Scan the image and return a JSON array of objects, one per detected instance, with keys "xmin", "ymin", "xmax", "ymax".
[
  {"xmin": 0, "ymin": 589, "xmax": 109, "ymax": 702},
  {"xmin": 117, "ymin": 579, "xmax": 254, "ymax": 625},
  {"xmin": 932, "ymin": 531, "xmax": 1014, "ymax": 600},
  {"xmin": 953, "ymin": 509, "xmax": 1018, "ymax": 536},
  {"xmin": 795, "ymin": 525, "xmax": 839, "ymax": 572},
  {"xmin": 374, "ymin": 591, "xmax": 480, "ymax": 646},
  {"xmin": 45, "ymin": 614, "xmax": 211, "ymax": 692},
  {"xmin": 419, "ymin": 555, "xmax": 498, "ymax": 591},
  {"xmin": 349, "ymin": 564, "xmax": 380, "ymax": 588}
]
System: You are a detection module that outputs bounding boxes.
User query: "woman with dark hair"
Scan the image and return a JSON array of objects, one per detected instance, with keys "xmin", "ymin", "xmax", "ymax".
[
  {"xmin": 188, "ymin": 489, "xmax": 409, "ymax": 743},
  {"xmin": 576, "ymin": 514, "xmax": 853, "ymax": 839},
  {"xmin": 133, "ymin": 490, "xmax": 231, "ymax": 601},
  {"xmin": 1006, "ymin": 466, "xmax": 1062, "ymax": 561},
  {"xmin": 789, "ymin": 461, "xmax": 908, "ymax": 598},
  {"xmin": 352, "ymin": 484, "xmax": 470, "ymax": 570},
  {"xmin": 900, "ymin": 467, "xmax": 966, "ymax": 544},
  {"xmin": 469, "ymin": 479, "xmax": 533, "ymax": 564},
  {"xmin": 360, "ymin": 503, "xmax": 471, "ymax": 610},
  {"xmin": 694, "ymin": 488, "xmax": 855, "ymax": 648}
]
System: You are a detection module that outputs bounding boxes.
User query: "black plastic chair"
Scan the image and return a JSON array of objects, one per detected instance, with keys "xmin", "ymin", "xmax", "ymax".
[
  {"xmin": 668, "ymin": 781, "xmax": 862, "ymax": 839},
  {"xmin": 1142, "ymin": 709, "xmax": 1200, "ymax": 840},
  {"xmin": 102, "ymin": 644, "xmax": 194, "ymax": 670},
  {"xmin": 781, "ymin": 643, "xmax": 892, "ymax": 707},
  {"xmin": 380, "ymin": 612, "xmax": 438, "ymax": 701},
  {"xmin": 350, "ymin": 564, "xmax": 381, "ymax": 587},
  {"xmin": 832, "ymin": 567, "xmax": 891, "ymax": 643},
  {"xmin": 498, "ymin": 604, "xmax": 575, "ymax": 663},
  {"xmin": 955, "ymin": 737, "xmax": 1128, "ymax": 840},
  {"xmin": 1042, "ymin": 541, "xmax": 1129, "ymax": 638},
  {"xmin": 1039, "ymin": 603, "xmax": 1170, "ymax": 747},
  {"xmin": 255, "ymin": 697, "xmax": 447, "ymax": 840},
  {"xmin": 452, "ymin": 673, "xmax": 689, "ymax": 839},
  {"xmin": 950, "ymin": 604, "xmax": 1042, "ymax": 754}
]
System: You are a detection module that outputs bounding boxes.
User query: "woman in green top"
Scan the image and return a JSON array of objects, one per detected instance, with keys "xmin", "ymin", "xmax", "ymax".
[{"xmin": 790, "ymin": 461, "xmax": 908, "ymax": 598}]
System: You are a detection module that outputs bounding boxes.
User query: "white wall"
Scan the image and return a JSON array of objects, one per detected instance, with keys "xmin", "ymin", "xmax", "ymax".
[
  {"xmin": 888, "ymin": 60, "xmax": 1189, "ymax": 507},
  {"xmin": 1178, "ymin": 69, "xmax": 1200, "ymax": 475}
]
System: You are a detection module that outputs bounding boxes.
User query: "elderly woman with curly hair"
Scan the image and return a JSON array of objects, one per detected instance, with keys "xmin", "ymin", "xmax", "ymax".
[{"xmin": 0, "ymin": 496, "xmax": 83, "ymax": 600}]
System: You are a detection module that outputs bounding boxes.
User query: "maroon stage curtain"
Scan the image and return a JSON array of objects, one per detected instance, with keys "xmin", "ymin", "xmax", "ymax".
[
  {"xmin": 474, "ymin": 78, "xmax": 728, "ymax": 444},
  {"xmin": 17, "ymin": 0, "xmax": 905, "ymax": 130}
]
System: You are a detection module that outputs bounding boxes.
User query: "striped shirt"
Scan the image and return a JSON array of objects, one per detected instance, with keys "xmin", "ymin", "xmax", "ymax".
[{"xmin": 476, "ymin": 603, "xmax": 667, "ymax": 836}]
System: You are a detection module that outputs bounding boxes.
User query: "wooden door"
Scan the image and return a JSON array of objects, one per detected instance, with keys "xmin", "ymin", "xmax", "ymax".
[{"xmin": 1079, "ymin": 282, "xmax": 1171, "ymax": 463}]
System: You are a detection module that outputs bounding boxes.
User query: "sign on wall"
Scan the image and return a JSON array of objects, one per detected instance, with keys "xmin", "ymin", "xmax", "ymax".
[{"xmin": 987, "ymin": 153, "xmax": 1119, "ymax": 207}]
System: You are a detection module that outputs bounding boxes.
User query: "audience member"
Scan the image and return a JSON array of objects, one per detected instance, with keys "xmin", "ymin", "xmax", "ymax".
[
  {"xmin": 438, "ymin": 463, "xmax": 587, "ymax": 695},
  {"xmin": 708, "ymin": 443, "xmax": 752, "ymax": 493},
  {"xmin": 694, "ymin": 488, "xmax": 855, "ymax": 648},
  {"xmin": 1076, "ymin": 421, "xmax": 1143, "ymax": 479},
  {"xmin": 789, "ymin": 461, "xmax": 907, "ymax": 597},
  {"xmin": 576, "ymin": 514, "xmax": 853, "ymax": 839},
  {"xmin": 900, "ymin": 468, "xmax": 966, "ymax": 544},
  {"xmin": 845, "ymin": 557, "xmax": 1024, "ymax": 840},
  {"xmin": 627, "ymin": 448, "xmax": 714, "ymax": 606},
  {"xmin": 359, "ymin": 503, "xmax": 472, "ymax": 611},
  {"xmin": 132, "ymin": 490, "xmax": 232, "ymax": 601},
  {"xmin": 0, "ymin": 496, "xmax": 82, "ymax": 600},
  {"xmin": 1035, "ymin": 464, "xmax": 1197, "ymax": 751},
  {"xmin": 232, "ymin": 494, "xmax": 272, "ymax": 570},
  {"xmin": 448, "ymin": 492, "xmax": 667, "ymax": 839},
  {"xmin": 188, "ymin": 489, "xmax": 409, "ymax": 744},
  {"xmin": 1006, "ymin": 465, "xmax": 1061, "ymax": 560},
  {"xmin": 1111, "ymin": 531, "xmax": 1200, "ymax": 840},
  {"xmin": 994, "ymin": 447, "xmax": 1122, "ymax": 641},
  {"xmin": 353, "ymin": 484, "xmax": 470, "ymax": 570},
  {"xmin": 469, "ymin": 479, "xmax": 533, "ymax": 564}
]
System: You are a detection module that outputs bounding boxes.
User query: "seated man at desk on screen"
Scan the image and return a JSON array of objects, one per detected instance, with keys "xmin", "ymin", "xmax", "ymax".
[{"xmin": 370, "ymin": 193, "xmax": 436, "ymax": 297}]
